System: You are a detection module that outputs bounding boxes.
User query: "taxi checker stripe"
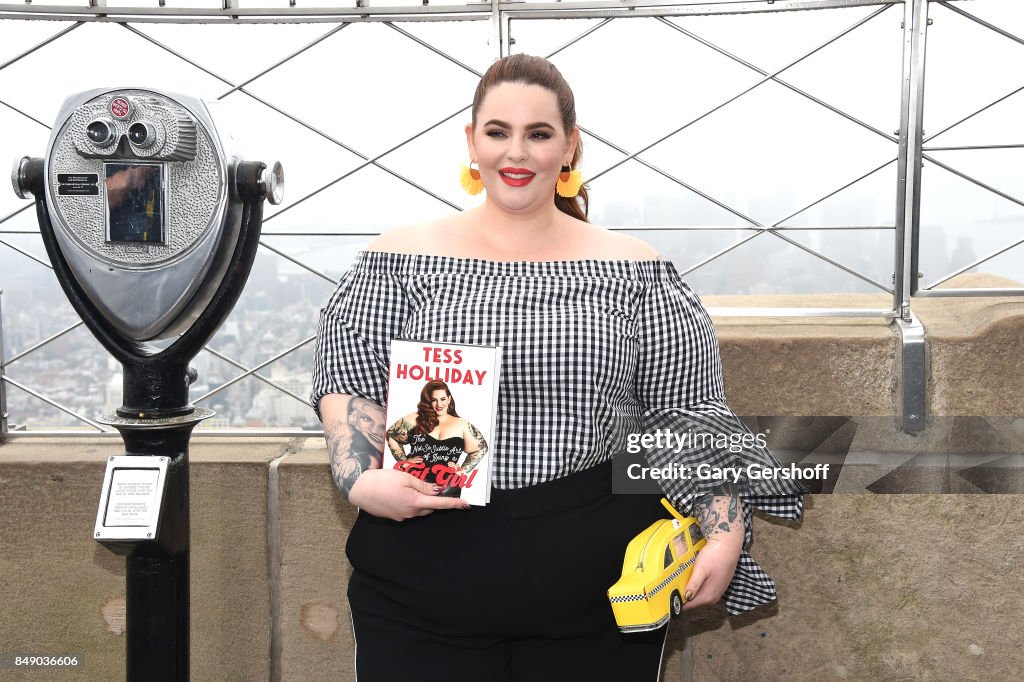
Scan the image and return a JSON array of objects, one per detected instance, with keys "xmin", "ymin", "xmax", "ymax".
[
  {"xmin": 609, "ymin": 552, "xmax": 700, "ymax": 603},
  {"xmin": 649, "ymin": 554, "xmax": 697, "ymax": 597}
]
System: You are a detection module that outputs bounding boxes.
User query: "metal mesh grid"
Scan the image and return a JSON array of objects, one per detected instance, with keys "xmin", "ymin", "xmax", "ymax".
[{"xmin": 1, "ymin": 0, "xmax": 1021, "ymax": 436}]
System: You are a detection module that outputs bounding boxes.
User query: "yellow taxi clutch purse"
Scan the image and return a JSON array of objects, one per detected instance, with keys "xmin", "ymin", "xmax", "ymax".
[{"xmin": 607, "ymin": 498, "xmax": 707, "ymax": 632}]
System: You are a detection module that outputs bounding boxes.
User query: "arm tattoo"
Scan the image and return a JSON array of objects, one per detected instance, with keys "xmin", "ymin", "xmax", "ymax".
[
  {"xmin": 460, "ymin": 423, "xmax": 489, "ymax": 473},
  {"xmin": 325, "ymin": 399, "xmax": 384, "ymax": 501},
  {"xmin": 386, "ymin": 417, "xmax": 414, "ymax": 460},
  {"xmin": 694, "ymin": 483, "xmax": 743, "ymax": 540},
  {"xmin": 326, "ymin": 416, "xmax": 359, "ymax": 501}
]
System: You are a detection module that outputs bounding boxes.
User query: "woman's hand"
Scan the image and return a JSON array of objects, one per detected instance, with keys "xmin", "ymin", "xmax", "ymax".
[
  {"xmin": 682, "ymin": 490, "xmax": 744, "ymax": 611},
  {"xmin": 681, "ymin": 528, "xmax": 743, "ymax": 611},
  {"xmin": 348, "ymin": 468, "xmax": 470, "ymax": 521}
]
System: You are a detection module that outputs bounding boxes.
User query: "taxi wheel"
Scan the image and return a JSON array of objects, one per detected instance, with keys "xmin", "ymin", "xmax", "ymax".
[{"xmin": 670, "ymin": 591, "xmax": 683, "ymax": 618}]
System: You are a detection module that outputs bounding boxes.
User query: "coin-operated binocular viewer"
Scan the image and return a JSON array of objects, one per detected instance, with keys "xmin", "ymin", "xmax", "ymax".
[{"xmin": 11, "ymin": 88, "xmax": 283, "ymax": 681}]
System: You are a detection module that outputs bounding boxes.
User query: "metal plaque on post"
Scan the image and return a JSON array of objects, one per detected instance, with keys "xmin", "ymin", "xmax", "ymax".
[{"xmin": 94, "ymin": 455, "xmax": 170, "ymax": 542}]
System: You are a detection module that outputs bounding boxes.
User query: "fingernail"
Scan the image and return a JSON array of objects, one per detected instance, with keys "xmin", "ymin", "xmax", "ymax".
[
  {"xmin": 684, "ymin": 590, "xmax": 693, "ymax": 601},
  {"xmin": 432, "ymin": 485, "xmax": 444, "ymax": 493}
]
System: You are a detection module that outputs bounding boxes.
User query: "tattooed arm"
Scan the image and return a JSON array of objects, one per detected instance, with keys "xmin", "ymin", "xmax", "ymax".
[
  {"xmin": 386, "ymin": 415, "xmax": 416, "ymax": 461},
  {"xmin": 682, "ymin": 484, "xmax": 745, "ymax": 611},
  {"xmin": 693, "ymin": 483, "xmax": 745, "ymax": 542},
  {"xmin": 320, "ymin": 394, "xmax": 384, "ymax": 502},
  {"xmin": 459, "ymin": 422, "xmax": 489, "ymax": 473}
]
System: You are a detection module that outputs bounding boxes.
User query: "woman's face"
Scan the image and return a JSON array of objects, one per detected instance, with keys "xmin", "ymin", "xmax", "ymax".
[
  {"xmin": 429, "ymin": 389, "xmax": 451, "ymax": 416},
  {"xmin": 465, "ymin": 82, "xmax": 578, "ymax": 213}
]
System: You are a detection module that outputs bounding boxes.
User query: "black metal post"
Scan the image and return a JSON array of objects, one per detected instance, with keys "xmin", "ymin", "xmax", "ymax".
[{"xmin": 120, "ymin": 424, "xmax": 196, "ymax": 681}]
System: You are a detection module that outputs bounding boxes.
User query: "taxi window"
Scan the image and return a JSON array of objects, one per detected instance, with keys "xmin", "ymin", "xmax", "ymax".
[
  {"xmin": 664, "ymin": 546, "xmax": 673, "ymax": 569},
  {"xmin": 688, "ymin": 523, "xmax": 703, "ymax": 546},
  {"xmin": 671, "ymin": 533, "xmax": 686, "ymax": 559}
]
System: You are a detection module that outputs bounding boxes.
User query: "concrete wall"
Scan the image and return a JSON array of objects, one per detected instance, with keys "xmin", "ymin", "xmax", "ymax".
[{"xmin": 2, "ymin": 283, "xmax": 1023, "ymax": 680}]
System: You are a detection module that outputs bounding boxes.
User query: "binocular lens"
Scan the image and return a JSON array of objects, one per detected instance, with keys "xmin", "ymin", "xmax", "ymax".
[
  {"xmin": 128, "ymin": 122, "xmax": 149, "ymax": 145},
  {"xmin": 86, "ymin": 120, "xmax": 115, "ymax": 146}
]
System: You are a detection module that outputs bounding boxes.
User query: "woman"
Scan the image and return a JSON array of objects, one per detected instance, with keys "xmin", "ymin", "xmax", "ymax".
[
  {"xmin": 312, "ymin": 53, "xmax": 803, "ymax": 681},
  {"xmin": 385, "ymin": 380, "xmax": 488, "ymax": 498}
]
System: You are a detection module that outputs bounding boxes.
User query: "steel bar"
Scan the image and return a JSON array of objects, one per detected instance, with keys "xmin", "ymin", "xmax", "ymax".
[
  {"xmin": 894, "ymin": 311, "xmax": 925, "ymax": 433},
  {"xmin": 2, "ymin": 320, "xmax": 83, "ymax": 366},
  {"xmin": 192, "ymin": 336, "xmax": 315, "ymax": 404},
  {"xmin": 922, "ymin": 82, "xmax": 1024, "ymax": 145},
  {"xmin": 201, "ymin": 344, "xmax": 313, "ymax": 407},
  {"xmin": 771, "ymin": 157, "xmax": 897, "ymax": 226},
  {"xmin": 215, "ymin": 23, "xmax": 350, "ymax": 99},
  {"xmin": 707, "ymin": 307, "xmax": 896, "ymax": 318},
  {"xmin": 257, "ymin": 240, "xmax": 338, "ymax": 285},
  {"xmin": 1, "ymin": 374, "xmax": 112, "ymax": 431},
  {"xmin": 921, "ymin": 234, "xmax": 1024, "ymax": 291},
  {"xmin": 516, "ymin": 0, "xmax": 898, "ymax": 17},
  {"xmin": 386, "ymin": 21, "xmax": 484, "ymax": 76},
  {"xmin": 492, "ymin": 0, "xmax": 506, "ymax": 59},
  {"xmin": 530, "ymin": 16, "xmax": 614, "ymax": 59},
  {"xmin": 914, "ymin": 288, "xmax": 1024, "ymax": 298},
  {"xmin": 0, "ymin": 0, "xmax": 901, "ymax": 21},
  {"xmin": 563, "ymin": 104, "xmax": 763, "ymax": 226},
  {"xmin": 239, "ymin": 231, "xmax": 380, "ymax": 236},
  {"xmin": 754, "ymin": 227, "xmax": 894, "ymax": 293},
  {"xmin": 677, "ymin": 230, "xmax": 763, "ymax": 276},
  {"xmin": 620, "ymin": 224, "xmax": 896, "ymax": 231},
  {"xmin": 0, "ymin": 237, "xmax": 55, "ymax": 269},
  {"xmin": 0, "ymin": 204, "xmax": 34, "ymax": 227},
  {"xmin": 937, "ymin": 1, "xmax": 1024, "ymax": 49},
  {"xmin": 657, "ymin": 14, "xmax": 897, "ymax": 143},
  {"xmin": 0, "ymin": 20, "xmax": 82, "ymax": 72},
  {"xmin": 0, "ymin": 97, "xmax": 50, "ymax": 128},
  {"xmin": 0, "ymin": 13, "xmax": 484, "ymax": 24},
  {"xmin": 922, "ymin": 153, "xmax": 1024, "ymax": 210},
  {"xmin": 0, "ymin": 3, "xmax": 489, "ymax": 18},
  {"xmin": 504, "ymin": 1, "xmax": 898, "ymax": 22},
  {"xmin": 923, "ymin": 144, "xmax": 1024, "ymax": 151},
  {"xmin": 892, "ymin": 0, "xmax": 928, "ymax": 318}
]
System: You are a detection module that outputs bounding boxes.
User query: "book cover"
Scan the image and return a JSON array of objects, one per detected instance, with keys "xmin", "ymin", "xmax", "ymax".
[{"xmin": 383, "ymin": 340, "xmax": 501, "ymax": 506}]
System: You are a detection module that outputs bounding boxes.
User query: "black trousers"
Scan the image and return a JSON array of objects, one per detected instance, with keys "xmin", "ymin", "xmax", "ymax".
[{"xmin": 346, "ymin": 461, "xmax": 669, "ymax": 682}]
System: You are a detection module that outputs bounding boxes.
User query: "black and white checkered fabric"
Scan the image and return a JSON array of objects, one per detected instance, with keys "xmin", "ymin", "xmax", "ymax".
[{"xmin": 311, "ymin": 250, "xmax": 803, "ymax": 616}]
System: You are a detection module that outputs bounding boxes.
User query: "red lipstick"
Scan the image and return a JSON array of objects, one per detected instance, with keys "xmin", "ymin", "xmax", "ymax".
[{"xmin": 499, "ymin": 167, "xmax": 535, "ymax": 187}]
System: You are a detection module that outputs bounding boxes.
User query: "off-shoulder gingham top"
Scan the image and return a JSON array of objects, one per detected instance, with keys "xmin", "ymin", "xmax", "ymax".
[{"xmin": 311, "ymin": 250, "xmax": 803, "ymax": 615}]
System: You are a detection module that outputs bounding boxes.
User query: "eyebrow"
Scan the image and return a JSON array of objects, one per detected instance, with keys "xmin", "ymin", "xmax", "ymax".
[{"xmin": 483, "ymin": 119, "xmax": 557, "ymax": 131}]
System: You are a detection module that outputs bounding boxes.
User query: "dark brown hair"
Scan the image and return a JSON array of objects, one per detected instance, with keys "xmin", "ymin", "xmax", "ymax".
[
  {"xmin": 414, "ymin": 380, "xmax": 459, "ymax": 436},
  {"xmin": 470, "ymin": 54, "xmax": 589, "ymax": 222}
]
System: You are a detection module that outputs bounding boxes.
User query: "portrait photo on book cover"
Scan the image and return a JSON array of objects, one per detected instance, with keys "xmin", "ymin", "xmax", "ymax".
[
  {"xmin": 383, "ymin": 340, "xmax": 501, "ymax": 506},
  {"xmin": 385, "ymin": 380, "xmax": 489, "ymax": 502}
]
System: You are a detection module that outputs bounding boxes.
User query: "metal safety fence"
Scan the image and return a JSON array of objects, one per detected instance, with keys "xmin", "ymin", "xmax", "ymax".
[{"xmin": 0, "ymin": 0, "xmax": 1022, "ymax": 437}]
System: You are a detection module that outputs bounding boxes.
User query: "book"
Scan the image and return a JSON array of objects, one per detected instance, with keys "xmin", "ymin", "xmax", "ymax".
[{"xmin": 383, "ymin": 339, "xmax": 501, "ymax": 506}]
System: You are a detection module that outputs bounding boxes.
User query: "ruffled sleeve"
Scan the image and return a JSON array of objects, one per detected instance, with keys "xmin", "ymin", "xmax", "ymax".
[
  {"xmin": 635, "ymin": 263, "xmax": 804, "ymax": 615},
  {"xmin": 309, "ymin": 260, "xmax": 409, "ymax": 422}
]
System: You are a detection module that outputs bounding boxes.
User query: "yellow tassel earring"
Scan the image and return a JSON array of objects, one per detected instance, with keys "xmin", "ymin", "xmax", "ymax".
[
  {"xmin": 555, "ymin": 164, "xmax": 583, "ymax": 198},
  {"xmin": 459, "ymin": 161, "xmax": 484, "ymax": 195}
]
